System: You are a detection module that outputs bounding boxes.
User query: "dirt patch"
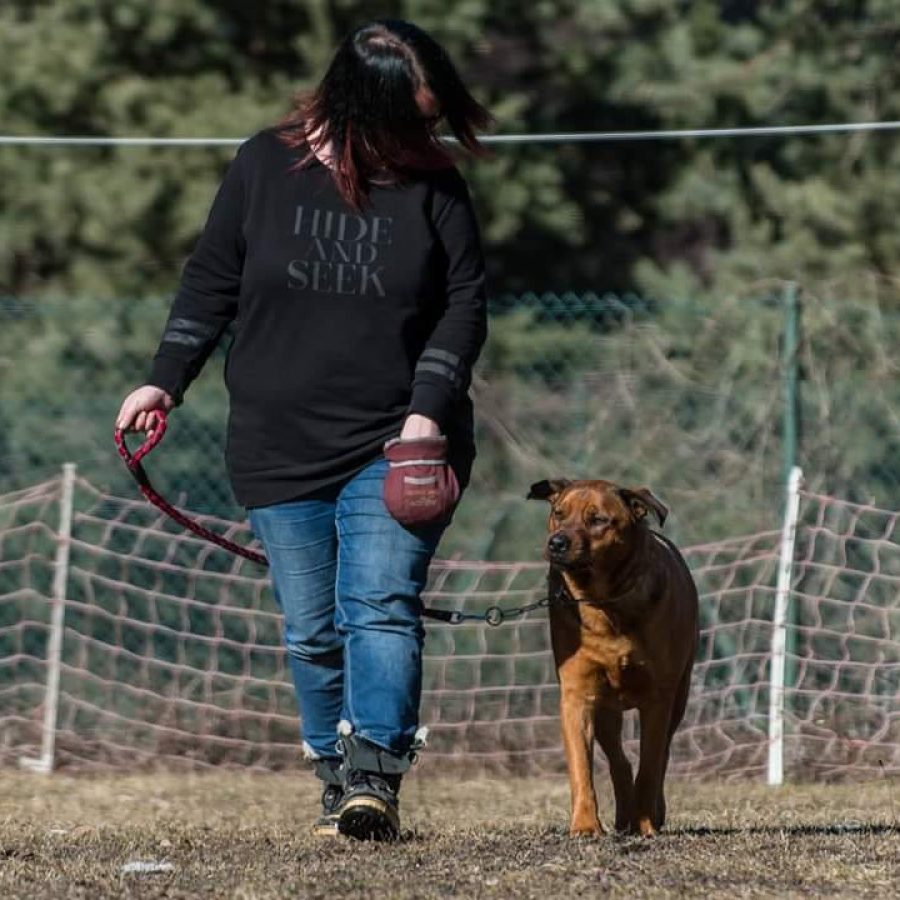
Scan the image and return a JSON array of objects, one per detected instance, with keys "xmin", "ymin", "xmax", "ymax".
[{"xmin": 0, "ymin": 772, "xmax": 896, "ymax": 898}]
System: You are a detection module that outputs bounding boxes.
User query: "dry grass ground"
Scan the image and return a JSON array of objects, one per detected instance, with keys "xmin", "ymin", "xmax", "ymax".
[{"xmin": 0, "ymin": 770, "xmax": 897, "ymax": 898}]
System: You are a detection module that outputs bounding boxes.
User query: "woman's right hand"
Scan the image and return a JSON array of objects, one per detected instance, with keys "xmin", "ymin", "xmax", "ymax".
[{"xmin": 116, "ymin": 385, "xmax": 175, "ymax": 434}]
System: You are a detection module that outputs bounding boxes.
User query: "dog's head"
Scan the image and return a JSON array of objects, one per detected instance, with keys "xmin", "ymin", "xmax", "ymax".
[{"xmin": 527, "ymin": 478, "xmax": 668, "ymax": 571}]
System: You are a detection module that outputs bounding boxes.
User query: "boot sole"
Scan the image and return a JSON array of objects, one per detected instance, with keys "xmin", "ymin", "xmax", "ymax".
[
  {"xmin": 312, "ymin": 818, "xmax": 341, "ymax": 838},
  {"xmin": 338, "ymin": 795, "xmax": 400, "ymax": 842}
]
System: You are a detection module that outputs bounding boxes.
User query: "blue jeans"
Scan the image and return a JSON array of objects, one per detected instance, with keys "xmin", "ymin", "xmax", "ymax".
[{"xmin": 248, "ymin": 458, "xmax": 444, "ymax": 760}]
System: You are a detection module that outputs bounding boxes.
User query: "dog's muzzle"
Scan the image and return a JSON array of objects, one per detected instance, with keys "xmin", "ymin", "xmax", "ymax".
[{"xmin": 547, "ymin": 531, "xmax": 571, "ymax": 561}]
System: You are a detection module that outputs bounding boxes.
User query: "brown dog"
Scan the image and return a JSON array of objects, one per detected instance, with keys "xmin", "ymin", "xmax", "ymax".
[{"xmin": 528, "ymin": 478, "xmax": 698, "ymax": 838}]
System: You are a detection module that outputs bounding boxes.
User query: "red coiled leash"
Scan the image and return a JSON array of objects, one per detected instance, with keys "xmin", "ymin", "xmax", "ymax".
[{"xmin": 114, "ymin": 410, "xmax": 267, "ymax": 565}]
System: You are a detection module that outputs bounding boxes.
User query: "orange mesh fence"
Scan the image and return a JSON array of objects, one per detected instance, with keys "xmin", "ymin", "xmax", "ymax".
[{"xmin": 0, "ymin": 477, "xmax": 896, "ymax": 780}]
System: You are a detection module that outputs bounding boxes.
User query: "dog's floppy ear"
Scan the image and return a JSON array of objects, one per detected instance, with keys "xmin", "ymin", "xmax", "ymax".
[
  {"xmin": 527, "ymin": 478, "xmax": 571, "ymax": 501},
  {"xmin": 620, "ymin": 487, "xmax": 668, "ymax": 527}
]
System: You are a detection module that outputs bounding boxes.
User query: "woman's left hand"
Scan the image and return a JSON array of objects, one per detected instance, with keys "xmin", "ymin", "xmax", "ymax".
[{"xmin": 400, "ymin": 414, "xmax": 441, "ymax": 439}]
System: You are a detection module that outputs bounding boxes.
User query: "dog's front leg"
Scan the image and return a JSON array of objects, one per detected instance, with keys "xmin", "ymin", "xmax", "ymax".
[
  {"xmin": 634, "ymin": 701, "xmax": 672, "ymax": 837},
  {"xmin": 595, "ymin": 707, "xmax": 634, "ymax": 832},
  {"xmin": 559, "ymin": 660, "xmax": 603, "ymax": 836}
]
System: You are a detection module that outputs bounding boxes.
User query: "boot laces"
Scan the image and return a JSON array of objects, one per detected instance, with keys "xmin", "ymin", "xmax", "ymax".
[
  {"xmin": 321, "ymin": 784, "xmax": 343, "ymax": 814},
  {"xmin": 346, "ymin": 768, "xmax": 398, "ymax": 797}
]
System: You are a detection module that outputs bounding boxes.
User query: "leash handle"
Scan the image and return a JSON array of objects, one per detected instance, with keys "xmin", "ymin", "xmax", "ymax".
[{"xmin": 114, "ymin": 409, "xmax": 168, "ymax": 469}]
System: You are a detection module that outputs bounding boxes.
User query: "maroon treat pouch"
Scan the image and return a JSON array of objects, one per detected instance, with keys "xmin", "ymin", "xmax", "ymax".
[{"xmin": 383, "ymin": 436, "xmax": 460, "ymax": 526}]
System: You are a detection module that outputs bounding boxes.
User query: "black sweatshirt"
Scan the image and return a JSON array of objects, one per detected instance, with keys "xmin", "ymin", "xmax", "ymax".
[{"xmin": 148, "ymin": 128, "xmax": 488, "ymax": 508}]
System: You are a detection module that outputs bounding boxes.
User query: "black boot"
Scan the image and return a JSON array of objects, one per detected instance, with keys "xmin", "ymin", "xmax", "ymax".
[
  {"xmin": 335, "ymin": 723, "xmax": 426, "ymax": 842},
  {"xmin": 311, "ymin": 757, "xmax": 344, "ymax": 837}
]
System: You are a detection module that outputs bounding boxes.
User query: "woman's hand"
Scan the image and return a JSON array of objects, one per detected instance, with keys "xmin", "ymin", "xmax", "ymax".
[
  {"xmin": 400, "ymin": 413, "xmax": 441, "ymax": 440},
  {"xmin": 116, "ymin": 385, "xmax": 174, "ymax": 434}
]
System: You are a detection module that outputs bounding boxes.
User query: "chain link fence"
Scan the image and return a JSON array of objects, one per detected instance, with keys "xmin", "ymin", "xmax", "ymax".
[{"xmin": 1, "ymin": 286, "xmax": 898, "ymax": 558}]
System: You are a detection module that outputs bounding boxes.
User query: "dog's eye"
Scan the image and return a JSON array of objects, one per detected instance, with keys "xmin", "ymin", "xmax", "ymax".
[
  {"xmin": 587, "ymin": 514, "xmax": 610, "ymax": 527},
  {"xmin": 551, "ymin": 508, "xmax": 564, "ymax": 521}
]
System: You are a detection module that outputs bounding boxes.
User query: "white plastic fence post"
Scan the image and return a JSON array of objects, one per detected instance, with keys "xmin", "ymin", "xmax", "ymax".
[
  {"xmin": 767, "ymin": 465, "xmax": 803, "ymax": 787},
  {"xmin": 20, "ymin": 462, "xmax": 76, "ymax": 774}
]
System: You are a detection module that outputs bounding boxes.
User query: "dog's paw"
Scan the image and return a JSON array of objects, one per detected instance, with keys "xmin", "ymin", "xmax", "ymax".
[
  {"xmin": 634, "ymin": 816, "xmax": 659, "ymax": 838},
  {"xmin": 569, "ymin": 818, "xmax": 606, "ymax": 838}
]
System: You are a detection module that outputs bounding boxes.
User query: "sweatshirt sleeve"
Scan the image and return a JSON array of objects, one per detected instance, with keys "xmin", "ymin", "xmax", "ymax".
[
  {"xmin": 408, "ymin": 169, "xmax": 488, "ymax": 430},
  {"xmin": 147, "ymin": 143, "xmax": 247, "ymax": 403}
]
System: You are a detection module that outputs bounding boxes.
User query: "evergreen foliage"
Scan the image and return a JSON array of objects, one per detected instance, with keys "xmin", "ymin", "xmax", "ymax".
[{"xmin": 0, "ymin": 1, "xmax": 898, "ymax": 557}]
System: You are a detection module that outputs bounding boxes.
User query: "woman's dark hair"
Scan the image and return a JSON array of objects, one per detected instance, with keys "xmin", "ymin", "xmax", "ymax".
[{"xmin": 277, "ymin": 19, "xmax": 494, "ymax": 210}]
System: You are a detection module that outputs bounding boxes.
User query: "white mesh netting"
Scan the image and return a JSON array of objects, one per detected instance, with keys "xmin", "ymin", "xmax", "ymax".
[{"xmin": 1, "ymin": 476, "xmax": 897, "ymax": 780}]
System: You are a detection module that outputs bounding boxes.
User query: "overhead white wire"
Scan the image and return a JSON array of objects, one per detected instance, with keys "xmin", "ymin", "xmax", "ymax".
[
  {"xmin": 480, "ymin": 121, "xmax": 900, "ymax": 142},
  {"xmin": 0, "ymin": 121, "xmax": 898, "ymax": 147}
]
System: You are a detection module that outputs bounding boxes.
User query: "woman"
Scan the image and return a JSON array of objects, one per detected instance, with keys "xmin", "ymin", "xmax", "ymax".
[{"xmin": 116, "ymin": 19, "xmax": 491, "ymax": 841}]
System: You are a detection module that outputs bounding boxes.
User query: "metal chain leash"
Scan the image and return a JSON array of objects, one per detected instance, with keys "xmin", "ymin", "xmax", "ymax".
[{"xmin": 431, "ymin": 595, "xmax": 551, "ymax": 627}]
